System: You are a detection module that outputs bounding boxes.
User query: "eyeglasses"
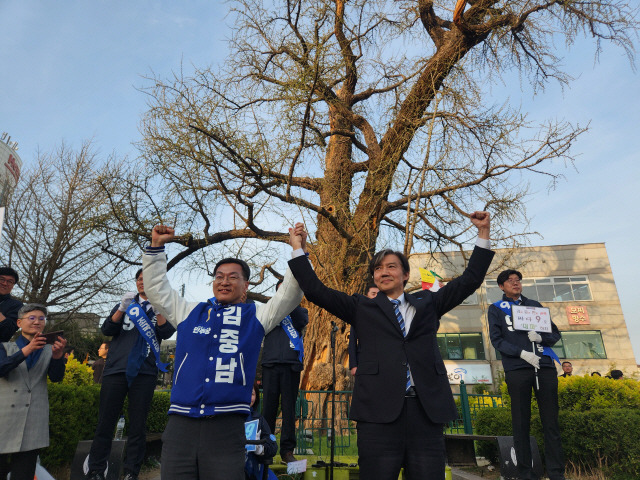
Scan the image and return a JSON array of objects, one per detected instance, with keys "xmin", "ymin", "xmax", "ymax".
[
  {"xmin": 213, "ymin": 273, "xmax": 243, "ymax": 283},
  {"xmin": 20, "ymin": 315, "xmax": 47, "ymax": 323},
  {"xmin": 0, "ymin": 276, "xmax": 16, "ymax": 286},
  {"xmin": 504, "ymin": 278, "xmax": 522, "ymax": 285}
]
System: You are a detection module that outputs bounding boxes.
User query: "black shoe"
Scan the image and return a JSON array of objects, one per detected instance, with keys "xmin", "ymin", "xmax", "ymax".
[
  {"xmin": 122, "ymin": 473, "xmax": 139, "ymax": 480},
  {"xmin": 85, "ymin": 473, "xmax": 105, "ymax": 480},
  {"xmin": 281, "ymin": 451, "xmax": 297, "ymax": 464}
]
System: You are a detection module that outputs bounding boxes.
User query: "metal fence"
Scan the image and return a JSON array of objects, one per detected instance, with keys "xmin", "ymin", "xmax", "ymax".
[
  {"xmin": 448, "ymin": 382, "xmax": 504, "ymax": 434},
  {"xmin": 266, "ymin": 382, "xmax": 503, "ymax": 456}
]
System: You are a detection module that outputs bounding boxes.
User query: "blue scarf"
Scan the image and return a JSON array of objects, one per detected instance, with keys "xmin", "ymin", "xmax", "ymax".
[
  {"xmin": 493, "ymin": 300, "xmax": 561, "ymax": 365},
  {"xmin": 16, "ymin": 335, "xmax": 43, "ymax": 370},
  {"xmin": 280, "ymin": 315, "xmax": 304, "ymax": 363},
  {"xmin": 125, "ymin": 300, "xmax": 169, "ymax": 385}
]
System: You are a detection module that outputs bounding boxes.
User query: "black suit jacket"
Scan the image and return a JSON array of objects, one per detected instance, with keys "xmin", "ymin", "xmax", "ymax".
[{"xmin": 288, "ymin": 246, "xmax": 494, "ymax": 424}]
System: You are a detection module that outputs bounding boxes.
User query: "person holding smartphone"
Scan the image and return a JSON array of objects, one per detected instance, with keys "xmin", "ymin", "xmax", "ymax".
[{"xmin": 0, "ymin": 304, "xmax": 67, "ymax": 480}]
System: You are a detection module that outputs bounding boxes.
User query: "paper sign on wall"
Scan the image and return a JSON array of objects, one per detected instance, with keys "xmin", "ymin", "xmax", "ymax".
[{"xmin": 512, "ymin": 305, "xmax": 552, "ymax": 333}]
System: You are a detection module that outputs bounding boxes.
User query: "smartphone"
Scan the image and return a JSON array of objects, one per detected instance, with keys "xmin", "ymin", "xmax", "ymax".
[{"xmin": 42, "ymin": 330, "xmax": 64, "ymax": 344}]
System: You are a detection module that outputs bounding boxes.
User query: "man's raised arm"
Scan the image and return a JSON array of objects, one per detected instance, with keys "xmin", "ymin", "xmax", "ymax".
[
  {"xmin": 287, "ymin": 223, "xmax": 359, "ymax": 323},
  {"xmin": 142, "ymin": 225, "xmax": 198, "ymax": 327},
  {"xmin": 256, "ymin": 223, "xmax": 306, "ymax": 334}
]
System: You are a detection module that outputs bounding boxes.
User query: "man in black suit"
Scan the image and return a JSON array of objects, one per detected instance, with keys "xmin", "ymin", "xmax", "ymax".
[
  {"xmin": 0, "ymin": 267, "xmax": 23, "ymax": 342},
  {"xmin": 287, "ymin": 213, "xmax": 494, "ymax": 480}
]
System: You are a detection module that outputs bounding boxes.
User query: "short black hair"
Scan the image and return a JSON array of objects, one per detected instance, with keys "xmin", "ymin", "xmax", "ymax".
[
  {"xmin": 562, "ymin": 361, "xmax": 572, "ymax": 367},
  {"xmin": 369, "ymin": 249, "xmax": 410, "ymax": 286},
  {"xmin": 135, "ymin": 268, "xmax": 143, "ymax": 280},
  {"xmin": 0, "ymin": 266, "xmax": 19, "ymax": 284},
  {"xmin": 365, "ymin": 282, "xmax": 378, "ymax": 294},
  {"xmin": 496, "ymin": 269, "xmax": 522, "ymax": 286},
  {"xmin": 213, "ymin": 258, "xmax": 251, "ymax": 281}
]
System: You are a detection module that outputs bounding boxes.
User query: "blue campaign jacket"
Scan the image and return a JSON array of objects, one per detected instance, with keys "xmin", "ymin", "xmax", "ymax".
[
  {"xmin": 141, "ymin": 246, "xmax": 304, "ymax": 419},
  {"xmin": 170, "ymin": 300, "xmax": 265, "ymax": 417}
]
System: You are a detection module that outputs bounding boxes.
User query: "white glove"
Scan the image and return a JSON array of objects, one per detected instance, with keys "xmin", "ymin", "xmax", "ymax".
[
  {"xmin": 520, "ymin": 350, "xmax": 540, "ymax": 369},
  {"xmin": 528, "ymin": 331, "xmax": 542, "ymax": 343},
  {"xmin": 118, "ymin": 292, "xmax": 137, "ymax": 312},
  {"xmin": 254, "ymin": 444, "xmax": 264, "ymax": 456}
]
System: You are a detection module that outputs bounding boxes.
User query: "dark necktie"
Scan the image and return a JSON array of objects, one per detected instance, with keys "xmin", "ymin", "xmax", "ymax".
[{"xmin": 391, "ymin": 299, "xmax": 411, "ymax": 391}]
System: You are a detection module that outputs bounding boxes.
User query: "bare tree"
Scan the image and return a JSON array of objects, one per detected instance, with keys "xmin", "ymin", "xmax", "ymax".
[
  {"xmin": 95, "ymin": 0, "xmax": 637, "ymax": 390},
  {"xmin": 1, "ymin": 142, "xmax": 129, "ymax": 343}
]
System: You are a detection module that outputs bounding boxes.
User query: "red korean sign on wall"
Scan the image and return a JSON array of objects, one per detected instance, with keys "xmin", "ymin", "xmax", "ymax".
[
  {"xmin": 566, "ymin": 305, "xmax": 590, "ymax": 325},
  {"xmin": 0, "ymin": 142, "xmax": 22, "ymax": 207}
]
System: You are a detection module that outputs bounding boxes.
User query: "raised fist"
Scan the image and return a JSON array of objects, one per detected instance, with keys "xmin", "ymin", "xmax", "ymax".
[{"xmin": 151, "ymin": 225, "xmax": 176, "ymax": 247}]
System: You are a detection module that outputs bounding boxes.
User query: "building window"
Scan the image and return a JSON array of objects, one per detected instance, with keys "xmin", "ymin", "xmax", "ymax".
[
  {"xmin": 437, "ymin": 333, "xmax": 485, "ymax": 360},
  {"xmin": 485, "ymin": 276, "xmax": 592, "ymax": 304},
  {"xmin": 461, "ymin": 292, "xmax": 478, "ymax": 305},
  {"xmin": 551, "ymin": 330, "xmax": 606, "ymax": 359}
]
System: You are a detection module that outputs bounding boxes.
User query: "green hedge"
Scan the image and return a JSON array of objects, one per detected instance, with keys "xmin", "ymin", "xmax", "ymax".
[
  {"xmin": 475, "ymin": 407, "xmax": 640, "ymax": 479},
  {"xmin": 41, "ymin": 383, "xmax": 171, "ymax": 469},
  {"xmin": 498, "ymin": 375, "xmax": 640, "ymax": 411},
  {"xmin": 557, "ymin": 375, "xmax": 640, "ymax": 411}
]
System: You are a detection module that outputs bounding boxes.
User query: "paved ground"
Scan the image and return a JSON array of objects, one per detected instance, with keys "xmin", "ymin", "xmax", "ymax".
[{"xmin": 139, "ymin": 465, "xmax": 487, "ymax": 480}]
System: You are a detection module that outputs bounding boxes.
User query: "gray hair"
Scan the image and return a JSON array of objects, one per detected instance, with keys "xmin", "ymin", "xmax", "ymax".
[{"xmin": 18, "ymin": 303, "xmax": 48, "ymax": 318}]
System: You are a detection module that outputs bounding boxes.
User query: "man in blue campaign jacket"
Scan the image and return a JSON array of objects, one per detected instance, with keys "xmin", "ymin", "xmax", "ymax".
[
  {"xmin": 142, "ymin": 224, "xmax": 304, "ymax": 480},
  {"xmin": 488, "ymin": 269, "xmax": 565, "ymax": 480}
]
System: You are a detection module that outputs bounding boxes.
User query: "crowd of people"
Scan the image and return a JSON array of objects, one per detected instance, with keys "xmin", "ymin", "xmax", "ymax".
[{"xmin": 0, "ymin": 213, "xmax": 632, "ymax": 480}]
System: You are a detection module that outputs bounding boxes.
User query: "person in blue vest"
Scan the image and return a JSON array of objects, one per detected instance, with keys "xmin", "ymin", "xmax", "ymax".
[
  {"xmin": 260, "ymin": 279, "xmax": 308, "ymax": 464},
  {"xmin": 85, "ymin": 269, "xmax": 176, "ymax": 480},
  {"xmin": 142, "ymin": 224, "xmax": 304, "ymax": 480},
  {"xmin": 488, "ymin": 269, "xmax": 565, "ymax": 480}
]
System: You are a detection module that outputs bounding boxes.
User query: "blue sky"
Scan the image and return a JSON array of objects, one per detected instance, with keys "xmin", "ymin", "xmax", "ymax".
[{"xmin": 1, "ymin": 2, "xmax": 639, "ymax": 363}]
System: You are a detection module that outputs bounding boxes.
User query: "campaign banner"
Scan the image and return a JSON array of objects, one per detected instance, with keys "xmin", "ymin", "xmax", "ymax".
[
  {"xmin": 512, "ymin": 305, "xmax": 552, "ymax": 333},
  {"xmin": 445, "ymin": 362, "xmax": 493, "ymax": 385}
]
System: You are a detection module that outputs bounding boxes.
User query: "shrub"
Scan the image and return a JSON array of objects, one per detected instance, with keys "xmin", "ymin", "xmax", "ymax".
[
  {"xmin": 41, "ymin": 383, "xmax": 101, "ymax": 468},
  {"xmin": 474, "ymin": 407, "xmax": 512, "ymax": 461},
  {"xmin": 40, "ymin": 383, "xmax": 171, "ymax": 469},
  {"xmin": 58, "ymin": 353, "xmax": 94, "ymax": 386},
  {"xmin": 474, "ymin": 407, "xmax": 640, "ymax": 479},
  {"xmin": 557, "ymin": 375, "xmax": 640, "ymax": 411}
]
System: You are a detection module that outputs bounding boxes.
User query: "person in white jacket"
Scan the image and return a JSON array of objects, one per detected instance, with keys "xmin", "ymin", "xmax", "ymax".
[{"xmin": 142, "ymin": 224, "xmax": 305, "ymax": 480}]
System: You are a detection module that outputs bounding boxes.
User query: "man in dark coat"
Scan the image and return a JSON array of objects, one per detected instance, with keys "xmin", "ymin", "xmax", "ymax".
[
  {"xmin": 287, "ymin": 213, "xmax": 493, "ymax": 480},
  {"xmin": 0, "ymin": 267, "xmax": 23, "ymax": 342},
  {"xmin": 261, "ymin": 279, "xmax": 308, "ymax": 463},
  {"xmin": 488, "ymin": 269, "xmax": 565, "ymax": 480},
  {"xmin": 86, "ymin": 269, "xmax": 175, "ymax": 480}
]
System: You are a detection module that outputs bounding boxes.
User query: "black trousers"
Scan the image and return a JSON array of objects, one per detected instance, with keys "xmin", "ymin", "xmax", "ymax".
[
  {"xmin": 0, "ymin": 449, "xmax": 39, "ymax": 480},
  {"xmin": 88, "ymin": 372, "xmax": 157, "ymax": 475},
  {"xmin": 261, "ymin": 364, "xmax": 300, "ymax": 454},
  {"xmin": 356, "ymin": 396, "xmax": 445, "ymax": 480},
  {"xmin": 506, "ymin": 367, "xmax": 565, "ymax": 480},
  {"xmin": 160, "ymin": 414, "xmax": 246, "ymax": 480}
]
